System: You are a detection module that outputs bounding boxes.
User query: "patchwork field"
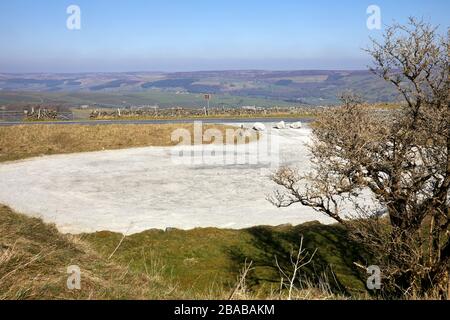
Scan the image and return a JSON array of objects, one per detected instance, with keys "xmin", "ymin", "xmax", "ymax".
[{"xmin": 0, "ymin": 70, "xmax": 400, "ymax": 107}]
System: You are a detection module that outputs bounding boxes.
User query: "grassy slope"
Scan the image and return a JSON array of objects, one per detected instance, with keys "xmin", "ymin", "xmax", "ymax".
[
  {"xmin": 0, "ymin": 204, "xmax": 369, "ymax": 299},
  {"xmin": 0, "ymin": 71, "xmax": 400, "ymax": 106},
  {"xmin": 0, "ymin": 205, "xmax": 184, "ymax": 299},
  {"xmin": 0, "ymin": 90, "xmax": 300, "ymax": 108},
  {"xmin": 84, "ymin": 223, "xmax": 369, "ymax": 297}
]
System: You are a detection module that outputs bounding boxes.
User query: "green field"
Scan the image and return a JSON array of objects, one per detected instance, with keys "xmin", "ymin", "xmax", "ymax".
[
  {"xmin": 0, "ymin": 90, "xmax": 301, "ymax": 108},
  {"xmin": 0, "ymin": 70, "xmax": 401, "ymax": 109}
]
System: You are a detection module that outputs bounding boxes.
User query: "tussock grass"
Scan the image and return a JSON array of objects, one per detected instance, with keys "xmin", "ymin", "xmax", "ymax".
[
  {"xmin": 0, "ymin": 204, "xmax": 366, "ymax": 300},
  {"xmin": 84, "ymin": 222, "xmax": 370, "ymax": 299},
  {"xmin": 0, "ymin": 123, "xmax": 255, "ymax": 162},
  {"xmin": 0, "ymin": 205, "xmax": 185, "ymax": 300}
]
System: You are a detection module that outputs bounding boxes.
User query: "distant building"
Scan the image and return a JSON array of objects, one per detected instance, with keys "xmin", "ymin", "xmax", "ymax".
[{"xmin": 80, "ymin": 105, "xmax": 90, "ymax": 109}]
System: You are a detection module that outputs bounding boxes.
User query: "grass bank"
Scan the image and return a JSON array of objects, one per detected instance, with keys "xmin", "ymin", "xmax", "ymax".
[
  {"xmin": 0, "ymin": 205, "xmax": 185, "ymax": 299},
  {"xmin": 0, "ymin": 205, "xmax": 369, "ymax": 299}
]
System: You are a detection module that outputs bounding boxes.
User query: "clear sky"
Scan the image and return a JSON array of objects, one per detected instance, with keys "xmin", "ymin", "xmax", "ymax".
[{"xmin": 0, "ymin": 0, "xmax": 448, "ymax": 73}]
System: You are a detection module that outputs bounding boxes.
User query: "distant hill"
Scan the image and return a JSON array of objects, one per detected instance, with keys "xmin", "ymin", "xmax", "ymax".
[{"xmin": 0, "ymin": 70, "xmax": 401, "ymax": 107}]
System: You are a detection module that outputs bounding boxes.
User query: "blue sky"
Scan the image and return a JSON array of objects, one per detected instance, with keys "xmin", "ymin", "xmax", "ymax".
[{"xmin": 0, "ymin": 0, "xmax": 448, "ymax": 73}]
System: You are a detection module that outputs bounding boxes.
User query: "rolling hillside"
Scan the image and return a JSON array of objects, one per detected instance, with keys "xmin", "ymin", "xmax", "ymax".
[{"xmin": 0, "ymin": 70, "xmax": 400, "ymax": 107}]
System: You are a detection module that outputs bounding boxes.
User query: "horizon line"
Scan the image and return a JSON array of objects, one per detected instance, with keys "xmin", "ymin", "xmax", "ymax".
[{"xmin": 0, "ymin": 68, "xmax": 373, "ymax": 75}]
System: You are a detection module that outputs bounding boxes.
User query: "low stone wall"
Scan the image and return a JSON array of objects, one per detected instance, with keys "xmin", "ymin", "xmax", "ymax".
[
  {"xmin": 24, "ymin": 108, "xmax": 73, "ymax": 121},
  {"xmin": 90, "ymin": 106, "xmax": 322, "ymax": 119}
]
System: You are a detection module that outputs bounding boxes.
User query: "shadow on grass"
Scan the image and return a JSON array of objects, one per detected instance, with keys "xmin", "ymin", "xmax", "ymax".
[{"xmin": 226, "ymin": 221, "xmax": 371, "ymax": 296}]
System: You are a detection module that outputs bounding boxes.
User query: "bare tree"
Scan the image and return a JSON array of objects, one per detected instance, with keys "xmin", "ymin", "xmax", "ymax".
[{"xmin": 269, "ymin": 18, "xmax": 449, "ymax": 298}]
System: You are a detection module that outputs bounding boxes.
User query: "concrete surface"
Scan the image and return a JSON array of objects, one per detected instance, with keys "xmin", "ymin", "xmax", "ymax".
[{"xmin": 0, "ymin": 124, "xmax": 336, "ymax": 234}]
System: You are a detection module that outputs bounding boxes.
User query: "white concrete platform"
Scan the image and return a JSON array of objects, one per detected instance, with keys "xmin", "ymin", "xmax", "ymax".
[{"xmin": 0, "ymin": 125, "xmax": 335, "ymax": 234}]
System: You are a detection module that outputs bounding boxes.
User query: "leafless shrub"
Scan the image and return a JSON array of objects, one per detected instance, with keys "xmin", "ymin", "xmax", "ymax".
[
  {"xmin": 275, "ymin": 236, "xmax": 317, "ymax": 300},
  {"xmin": 270, "ymin": 18, "xmax": 449, "ymax": 299},
  {"xmin": 228, "ymin": 259, "xmax": 254, "ymax": 300}
]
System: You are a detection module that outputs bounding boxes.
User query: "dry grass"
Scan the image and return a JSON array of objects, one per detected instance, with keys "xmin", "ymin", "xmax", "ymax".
[
  {"xmin": 0, "ymin": 204, "xmax": 338, "ymax": 300},
  {"xmin": 1, "ymin": 204, "xmax": 439, "ymax": 300},
  {"xmin": 0, "ymin": 123, "xmax": 257, "ymax": 162},
  {"xmin": 0, "ymin": 204, "xmax": 354, "ymax": 300},
  {"xmin": 0, "ymin": 205, "xmax": 185, "ymax": 300}
]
